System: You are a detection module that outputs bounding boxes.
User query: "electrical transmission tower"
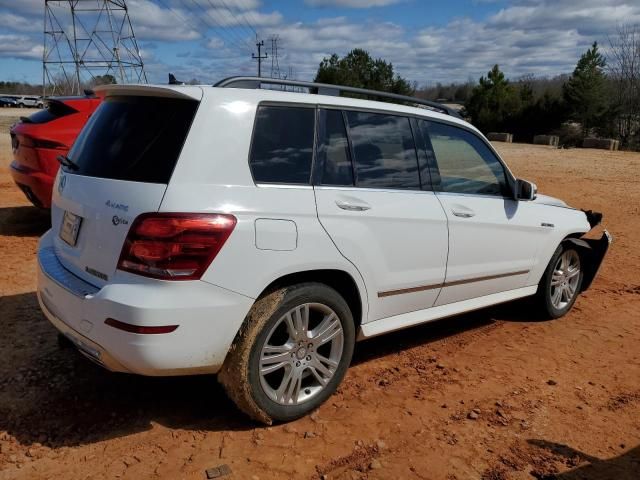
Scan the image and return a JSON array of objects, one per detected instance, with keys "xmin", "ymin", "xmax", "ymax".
[
  {"xmin": 43, "ymin": 0, "xmax": 147, "ymax": 96},
  {"xmin": 269, "ymin": 35, "xmax": 281, "ymax": 79}
]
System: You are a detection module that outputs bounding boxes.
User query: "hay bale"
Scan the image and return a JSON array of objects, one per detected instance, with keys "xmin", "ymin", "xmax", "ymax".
[
  {"xmin": 533, "ymin": 135, "xmax": 559, "ymax": 147},
  {"xmin": 583, "ymin": 138, "xmax": 619, "ymax": 151},
  {"xmin": 487, "ymin": 132, "xmax": 513, "ymax": 143}
]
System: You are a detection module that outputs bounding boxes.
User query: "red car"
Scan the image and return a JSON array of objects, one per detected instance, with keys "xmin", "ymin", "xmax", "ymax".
[{"xmin": 10, "ymin": 94, "xmax": 101, "ymax": 208}]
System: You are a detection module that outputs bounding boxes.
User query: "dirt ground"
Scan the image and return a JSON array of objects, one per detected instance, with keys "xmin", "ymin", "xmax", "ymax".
[{"xmin": 0, "ymin": 110, "xmax": 638, "ymax": 480}]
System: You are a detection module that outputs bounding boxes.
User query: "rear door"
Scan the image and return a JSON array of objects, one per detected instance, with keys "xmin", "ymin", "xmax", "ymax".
[
  {"xmin": 51, "ymin": 90, "xmax": 201, "ymax": 287},
  {"xmin": 418, "ymin": 120, "xmax": 542, "ymax": 306},
  {"xmin": 314, "ymin": 109, "xmax": 449, "ymax": 323}
]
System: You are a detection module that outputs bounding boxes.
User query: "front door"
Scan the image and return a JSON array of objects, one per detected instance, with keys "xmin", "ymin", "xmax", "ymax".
[{"xmin": 418, "ymin": 120, "xmax": 543, "ymax": 306}]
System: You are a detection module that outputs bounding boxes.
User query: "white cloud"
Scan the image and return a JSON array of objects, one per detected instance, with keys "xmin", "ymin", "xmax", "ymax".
[
  {"xmin": 0, "ymin": 12, "xmax": 38, "ymax": 32},
  {"xmin": 305, "ymin": 0, "xmax": 403, "ymax": 7},
  {"xmin": 0, "ymin": 34, "xmax": 43, "ymax": 60},
  {"xmin": 127, "ymin": 0, "xmax": 201, "ymax": 41},
  {"xmin": 1, "ymin": 0, "xmax": 640, "ymax": 87},
  {"xmin": 203, "ymin": 8, "xmax": 282, "ymax": 27}
]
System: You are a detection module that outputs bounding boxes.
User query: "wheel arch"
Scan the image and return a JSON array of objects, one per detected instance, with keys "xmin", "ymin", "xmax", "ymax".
[
  {"xmin": 561, "ymin": 233, "xmax": 610, "ymax": 292},
  {"xmin": 257, "ymin": 269, "xmax": 364, "ymax": 328}
]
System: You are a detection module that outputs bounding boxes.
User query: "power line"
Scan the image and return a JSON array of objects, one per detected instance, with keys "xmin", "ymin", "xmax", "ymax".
[
  {"xmin": 187, "ymin": 0, "xmax": 253, "ymax": 54},
  {"xmin": 241, "ymin": 2, "xmax": 263, "ymax": 39},
  {"xmin": 155, "ymin": 0, "xmax": 252, "ymax": 55},
  {"xmin": 155, "ymin": 0, "xmax": 246, "ymax": 56},
  {"xmin": 216, "ymin": 0, "xmax": 257, "ymax": 40}
]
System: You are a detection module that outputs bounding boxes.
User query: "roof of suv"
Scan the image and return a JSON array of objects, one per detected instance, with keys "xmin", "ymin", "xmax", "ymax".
[{"xmin": 94, "ymin": 82, "xmax": 476, "ymax": 134}]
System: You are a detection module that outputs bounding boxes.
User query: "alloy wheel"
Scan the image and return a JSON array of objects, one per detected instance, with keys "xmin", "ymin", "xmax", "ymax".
[
  {"xmin": 258, "ymin": 303, "xmax": 344, "ymax": 406},
  {"xmin": 550, "ymin": 250, "xmax": 581, "ymax": 310}
]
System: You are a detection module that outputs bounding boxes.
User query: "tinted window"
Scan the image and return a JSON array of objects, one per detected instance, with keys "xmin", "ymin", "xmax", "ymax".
[
  {"xmin": 23, "ymin": 100, "xmax": 77, "ymax": 125},
  {"xmin": 317, "ymin": 109, "xmax": 353, "ymax": 186},
  {"xmin": 422, "ymin": 121, "xmax": 508, "ymax": 196},
  {"xmin": 345, "ymin": 111, "xmax": 419, "ymax": 190},
  {"xmin": 67, "ymin": 96, "xmax": 198, "ymax": 183},
  {"xmin": 250, "ymin": 106, "xmax": 315, "ymax": 184}
]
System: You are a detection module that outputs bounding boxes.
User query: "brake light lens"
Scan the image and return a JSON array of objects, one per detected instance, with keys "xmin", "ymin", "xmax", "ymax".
[
  {"xmin": 18, "ymin": 135, "xmax": 67, "ymax": 150},
  {"xmin": 33, "ymin": 138, "xmax": 67, "ymax": 150},
  {"xmin": 117, "ymin": 213, "xmax": 237, "ymax": 280}
]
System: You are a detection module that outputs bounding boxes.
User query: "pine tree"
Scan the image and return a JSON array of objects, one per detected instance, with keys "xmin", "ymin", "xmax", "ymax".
[
  {"xmin": 465, "ymin": 65, "xmax": 520, "ymax": 132},
  {"xmin": 563, "ymin": 42, "xmax": 607, "ymax": 136},
  {"xmin": 314, "ymin": 49, "xmax": 414, "ymax": 97}
]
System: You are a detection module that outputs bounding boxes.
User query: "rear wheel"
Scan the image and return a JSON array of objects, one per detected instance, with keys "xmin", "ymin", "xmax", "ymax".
[
  {"xmin": 537, "ymin": 244, "xmax": 583, "ymax": 318},
  {"xmin": 219, "ymin": 283, "xmax": 355, "ymax": 424}
]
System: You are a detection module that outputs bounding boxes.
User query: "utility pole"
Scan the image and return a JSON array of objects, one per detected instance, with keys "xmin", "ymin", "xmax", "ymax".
[{"xmin": 252, "ymin": 40, "xmax": 267, "ymax": 77}]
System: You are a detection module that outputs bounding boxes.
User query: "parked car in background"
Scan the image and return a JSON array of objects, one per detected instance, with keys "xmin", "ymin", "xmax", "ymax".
[
  {"xmin": 16, "ymin": 95, "xmax": 44, "ymax": 108},
  {"xmin": 10, "ymin": 93, "xmax": 101, "ymax": 208},
  {"xmin": 36, "ymin": 78, "xmax": 610, "ymax": 424},
  {"xmin": 0, "ymin": 96, "xmax": 18, "ymax": 107}
]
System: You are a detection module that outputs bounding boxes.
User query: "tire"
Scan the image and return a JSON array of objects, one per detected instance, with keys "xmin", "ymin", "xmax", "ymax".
[
  {"xmin": 536, "ymin": 243, "xmax": 584, "ymax": 319},
  {"xmin": 18, "ymin": 103, "xmax": 24, "ymax": 108},
  {"xmin": 219, "ymin": 282, "xmax": 355, "ymax": 424}
]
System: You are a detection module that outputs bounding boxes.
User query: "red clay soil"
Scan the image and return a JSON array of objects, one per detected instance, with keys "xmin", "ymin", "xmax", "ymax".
[{"xmin": 0, "ymin": 117, "xmax": 638, "ymax": 480}]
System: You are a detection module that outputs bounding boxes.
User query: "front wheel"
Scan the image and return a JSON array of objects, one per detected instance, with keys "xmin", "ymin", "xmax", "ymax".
[
  {"xmin": 219, "ymin": 283, "xmax": 355, "ymax": 424},
  {"xmin": 537, "ymin": 244, "xmax": 583, "ymax": 319}
]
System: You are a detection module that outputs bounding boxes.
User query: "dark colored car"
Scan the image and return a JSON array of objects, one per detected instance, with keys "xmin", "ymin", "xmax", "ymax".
[
  {"xmin": 0, "ymin": 96, "xmax": 18, "ymax": 107},
  {"xmin": 10, "ymin": 94, "xmax": 101, "ymax": 208}
]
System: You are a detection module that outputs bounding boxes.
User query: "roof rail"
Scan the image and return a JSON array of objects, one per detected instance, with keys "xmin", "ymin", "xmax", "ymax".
[{"xmin": 213, "ymin": 76, "xmax": 462, "ymax": 119}]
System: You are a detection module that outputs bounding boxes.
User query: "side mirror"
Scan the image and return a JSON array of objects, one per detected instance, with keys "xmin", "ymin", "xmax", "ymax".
[{"xmin": 516, "ymin": 179, "xmax": 537, "ymax": 201}]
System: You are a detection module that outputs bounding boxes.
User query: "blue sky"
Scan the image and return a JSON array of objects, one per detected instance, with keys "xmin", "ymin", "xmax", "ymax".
[{"xmin": 1, "ymin": 0, "xmax": 639, "ymax": 87}]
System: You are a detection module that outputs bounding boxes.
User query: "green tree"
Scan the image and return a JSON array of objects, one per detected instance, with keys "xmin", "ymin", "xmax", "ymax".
[
  {"xmin": 464, "ymin": 64, "xmax": 520, "ymax": 132},
  {"xmin": 91, "ymin": 74, "xmax": 117, "ymax": 86},
  {"xmin": 563, "ymin": 42, "xmax": 607, "ymax": 136},
  {"xmin": 314, "ymin": 48, "xmax": 414, "ymax": 97}
]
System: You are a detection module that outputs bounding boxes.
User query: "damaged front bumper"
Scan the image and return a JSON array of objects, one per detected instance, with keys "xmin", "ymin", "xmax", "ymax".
[{"xmin": 567, "ymin": 210, "xmax": 611, "ymax": 291}]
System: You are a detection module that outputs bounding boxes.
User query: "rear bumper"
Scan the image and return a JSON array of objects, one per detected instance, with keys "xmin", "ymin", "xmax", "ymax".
[
  {"xmin": 37, "ymin": 231, "xmax": 254, "ymax": 376},
  {"xmin": 10, "ymin": 161, "xmax": 54, "ymax": 208}
]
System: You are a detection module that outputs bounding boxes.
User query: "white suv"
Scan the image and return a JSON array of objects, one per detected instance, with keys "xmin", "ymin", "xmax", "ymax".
[
  {"xmin": 16, "ymin": 95, "xmax": 44, "ymax": 108},
  {"xmin": 37, "ymin": 77, "xmax": 610, "ymax": 423}
]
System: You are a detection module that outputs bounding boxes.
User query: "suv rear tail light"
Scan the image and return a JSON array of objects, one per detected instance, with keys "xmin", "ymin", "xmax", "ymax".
[{"xmin": 117, "ymin": 213, "xmax": 237, "ymax": 280}]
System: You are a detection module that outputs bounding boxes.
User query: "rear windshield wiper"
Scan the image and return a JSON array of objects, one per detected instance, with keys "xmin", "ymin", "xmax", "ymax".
[{"xmin": 57, "ymin": 154, "xmax": 79, "ymax": 171}]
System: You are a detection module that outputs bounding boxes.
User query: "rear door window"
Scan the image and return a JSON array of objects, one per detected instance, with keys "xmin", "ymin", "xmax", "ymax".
[
  {"xmin": 345, "ymin": 111, "xmax": 420, "ymax": 190},
  {"xmin": 249, "ymin": 105, "xmax": 315, "ymax": 184},
  {"xmin": 67, "ymin": 95, "xmax": 198, "ymax": 184},
  {"xmin": 316, "ymin": 109, "xmax": 354, "ymax": 186}
]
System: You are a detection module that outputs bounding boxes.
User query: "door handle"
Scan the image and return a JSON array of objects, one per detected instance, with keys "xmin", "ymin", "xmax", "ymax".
[
  {"xmin": 452, "ymin": 210, "xmax": 475, "ymax": 218},
  {"xmin": 336, "ymin": 200, "xmax": 371, "ymax": 211}
]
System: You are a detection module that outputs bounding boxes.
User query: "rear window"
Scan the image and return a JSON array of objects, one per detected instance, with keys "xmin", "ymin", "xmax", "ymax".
[
  {"xmin": 67, "ymin": 95, "xmax": 198, "ymax": 184},
  {"xmin": 23, "ymin": 100, "xmax": 76, "ymax": 125},
  {"xmin": 249, "ymin": 105, "xmax": 315, "ymax": 184}
]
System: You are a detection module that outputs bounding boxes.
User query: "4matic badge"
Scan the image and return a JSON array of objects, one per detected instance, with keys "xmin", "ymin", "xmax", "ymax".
[{"xmin": 105, "ymin": 200, "xmax": 129, "ymax": 212}]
